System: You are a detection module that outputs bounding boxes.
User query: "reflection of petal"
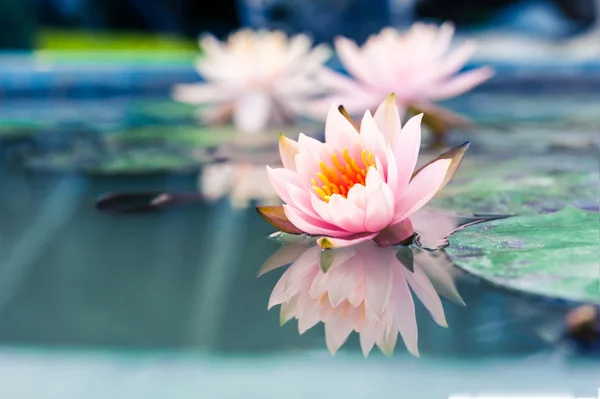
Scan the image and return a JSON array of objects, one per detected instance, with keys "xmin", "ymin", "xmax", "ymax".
[
  {"xmin": 261, "ymin": 240, "xmax": 459, "ymax": 357},
  {"xmin": 394, "ymin": 273, "xmax": 419, "ymax": 357},
  {"xmin": 402, "ymin": 264, "xmax": 448, "ymax": 327},
  {"xmin": 258, "ymin": 244, "xmax": 312, "ymax": 277},
  {"xmin": 416, "ymin": 249, "xmax": 465, "ymax": 306},
  {"xmin": 234, "ymin": 92, "xmax": 272, "ymax": 134}
]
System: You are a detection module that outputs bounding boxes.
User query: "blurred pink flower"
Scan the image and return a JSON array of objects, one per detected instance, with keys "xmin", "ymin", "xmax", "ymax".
[
  {"xmin": 173, "ymin": 29, "xmax": 330, "ymax": 133},
  {"xmin": 310, "ymin": 23, "xmax": 493, "ymax": 117},
  {"xmin": 258, "ymin": 94, "xmax": 469, "ymax": 248},
  {"xmin": 263, "ymin": 241, "xmax": 459, "ymax": 357}
]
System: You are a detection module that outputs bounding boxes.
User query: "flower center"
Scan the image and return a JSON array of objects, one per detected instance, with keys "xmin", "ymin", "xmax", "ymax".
[{"xmin": 311, "ymin": 148, "xmax": 375, "ymax": 203}]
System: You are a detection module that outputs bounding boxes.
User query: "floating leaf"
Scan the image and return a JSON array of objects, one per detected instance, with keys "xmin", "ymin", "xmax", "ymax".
[
  {"xmin": 106, "ymin": 124, "xmax": 239, "ymax": 148},
  {"xmin": 430, "ymin": 155, "xmax": 599, "ymax": 215},
  {"xmin": 446, "ymin": 206, "xmax": 600, "ymax": 304},
  {"xmin": 23, "ymin": 146, "xmax": 206, "ymax": 175}
]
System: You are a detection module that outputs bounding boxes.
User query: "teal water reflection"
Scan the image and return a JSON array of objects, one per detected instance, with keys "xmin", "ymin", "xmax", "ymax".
[{"xmin": 0, "ymin": 91, "xmax": 598, "ymax": 397}]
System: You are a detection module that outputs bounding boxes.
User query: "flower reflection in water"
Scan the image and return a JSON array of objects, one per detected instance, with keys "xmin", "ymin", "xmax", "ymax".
[
  {"xmin": 260, "ymin": 240, "xmax": 464, "ymax": 357},
  {"xmin": 200, "ymin": 162, "xmax": 281, "ymax": 208}
]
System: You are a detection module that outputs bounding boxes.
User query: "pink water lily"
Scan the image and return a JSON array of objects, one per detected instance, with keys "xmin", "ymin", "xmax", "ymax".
[
  {"xmin": 258, "ymin": 94, "xmax": 469, "ymax": 249},
  {"xmin": 173, "ymin": 29, "xmax": 330, "ymax": 133},
  {"xmin": 262, "ymin": 241, "xmax": 461, "ymax": 357},
  {"xmin": 310, "ymin": 22, "xmax": 493, "ymax": 117}
]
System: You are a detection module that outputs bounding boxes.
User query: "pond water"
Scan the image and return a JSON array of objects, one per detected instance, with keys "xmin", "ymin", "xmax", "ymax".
[{"xmin": 0, "ymin": 88, "xmax": 598, "ymax": 398}]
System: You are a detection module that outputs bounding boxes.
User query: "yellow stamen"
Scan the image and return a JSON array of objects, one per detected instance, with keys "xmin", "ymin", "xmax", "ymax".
[
  {"xmin": 312, "ymin": 148, "xmax": 378, "ymax": 203},
  {"xmin": 313, "ymin": 186, "xmax": 328, "ymax": 200},
  {"xmin": 361, "ymin": 150, "xmax": 369, "ymax": 168},
  {"xmin": 317, "ymin": 172, "xmax": 330, "ymax": 186},
  {"xmin": 332, "ymin": 153, "xmax": 345, "ymax": 175}
]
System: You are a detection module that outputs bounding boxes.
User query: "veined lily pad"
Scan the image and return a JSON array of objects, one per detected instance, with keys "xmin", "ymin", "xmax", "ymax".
[
  {"xmin": 430, "ymin": 156, "xmax": 599, "ymax": 215},
  {"xmin": 446, "ymin": 206, "xmax": 600, "ymax": 304}
]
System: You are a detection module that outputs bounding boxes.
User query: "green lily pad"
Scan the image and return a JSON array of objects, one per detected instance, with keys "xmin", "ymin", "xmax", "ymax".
[
  {"xmin": 23, "ymin": 146, "xmax": 207, "ymax": 175},
  {"xmin": 446, "ymin": 206, "xmax": 600, "ymax": 304},
  {"xmin": 430, "ymin": 156, "xmax": 599, "ymax": 215},
  {"xmin": 125, "ymin": 100, "xmax": 199, "ymax": 122},
  {"xmin": 0, "ymin": 121, "xmax": 47, "ymax": 143},
  {"xmin": 107, "ymin": 124, "xmax": 240, "ymax": 148}
]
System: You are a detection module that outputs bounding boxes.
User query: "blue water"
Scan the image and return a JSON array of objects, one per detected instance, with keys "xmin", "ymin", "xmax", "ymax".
[{"xmin": 0, "ymin": 84, "xmax": 598, "ymax": 397}]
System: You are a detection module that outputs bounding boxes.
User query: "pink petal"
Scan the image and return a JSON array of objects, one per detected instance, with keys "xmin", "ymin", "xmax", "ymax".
[
  {"xmin": 348, "ymin": 282, "xmax": 366, "ymax": 307},
  {"xmin": 303, "ymin": 44, "xmax": 332, "ymax": 71},
  {"xmin": 432, "ymin": 22, "xmax": 455, "ymax": 58},
  {"xmin": 359, "ymin": 110, "xmax": 387, "ymax": 165},
  {"xmin": 297, "ymin": 295, "xmax": 321, "ymax": 334},
  {"xmin": 172, "ymin": 83, "xmax": 231, "ymax": 104},
  {"xmin": 334, "ymin": 36, "xmax": 373, "ymax": 85},
  {"xmin": 373, "ymin": 94, "xmax": 402, "ymax": 144},
  {"xmin": 325, "ymin": 103, "xmax": 361, "ymax": 151},
  {"xmin": 404, "ymin": 264, "xmax": 447, "ymax": 327},
  {"xmin": 309, "ymin": 270, "xmax": 329, "ymax": 299},
  {"xmin": 346, "ymin": 184, "xmax": 367, "ymax": 209},
  {"xmin": 278, "ymin": 134, "xmax": 299, "ymax": 170},
  {"xmin": 394, "ymin": 273, "xmax": 419, "ymax": 357},
  {"xmin": 284, "ymin": 248, "xmax": 321, "ymax": 295},
  {"xmin": 359, "ymin": 323, "xmax": 377, "ymax": 357},
  {"xmin": 392, "ymin": 114, "xmax": 423, "ymax": 197},
  {"xmin": 325, "ymin": 312, "xmax": 354, "ymax": 355},
  {"xmin": 283, "ymin": 205, "xmax": 348, "ymax": 237},
  {"xmin": 364, "ymin": 167, "xmax": 395, "ymax": 232},
  {"xmin": 279, "ymin": 296, "xmax": 298, "ymax": 325},
  {"xmin": 316, "ymin": 232, "xmax": 378, "ymax": 249},
  {"xmin": 287, "ymin": 184, "xmax": 321, "ymax": 219},
  {"xmin": 364, "ymin": 260, "xmax": 393, "ymax": 321},
  {"xmin": 258, "ymin": 244, "xmax": 311, "ymax": 277},
  {"xmin": 377, "ymin": 325, "xmax": 398, "ymax": 357},
  {"xmin": 286, "ymin": 34, "xmax": 312, "ymax": 66},
  {"xmin": 327, "ymin": 256, "xmax": 363, "ymax": 307},
  {"xmin": 266, "ymin": 167, "xmax": 303, "ymax": 206},
  {"xmin": 324, "ymin": 194, "xmax": 366, "ymax": 233},
  {"xmin": 393, "ymin": 159, "xmax": 452, "ymax": 224},
  {"xmin": 234, "ymin": 92, "xmax": 272, "ymax": 133},
  {"xmin": 429, "ymin": 67, "xmax": 494, "ymax": 101},
  {"xmin": 385, "ymin": 146, "xmax": 399, "ymax": 195},
  {"xmin": 437, "ymin": 41, "xmax": 477, "ymax": 79},
  {"xmin": 268, "ymin": 276, "xmax": 288, "ymax": 310}
]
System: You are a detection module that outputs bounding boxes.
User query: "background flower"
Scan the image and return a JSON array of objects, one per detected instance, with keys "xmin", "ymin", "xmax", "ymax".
[
  {"xmin": 309, "ymin": 22, "xmax": 493, "ymax": 117},
  {"xmin": 173, "ymin": 29, "xmax": 331, "ymax": 133}
]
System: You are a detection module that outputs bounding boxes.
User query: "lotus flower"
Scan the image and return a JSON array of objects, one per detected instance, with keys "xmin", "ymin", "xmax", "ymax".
[
  {"xmin": 257, "ymin": 94, "xmax": 470, "ymax": 249},
  {"xmin": 311, "ymin": 23, "xmax": 493, "ymax": 117},
  {"xmin": 261, "ymin": 241, "xmax": 462, "ymax": 356},
  {"xmin": 173, "ymin": 29, "xmax": 330, "ymax": 134}
]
